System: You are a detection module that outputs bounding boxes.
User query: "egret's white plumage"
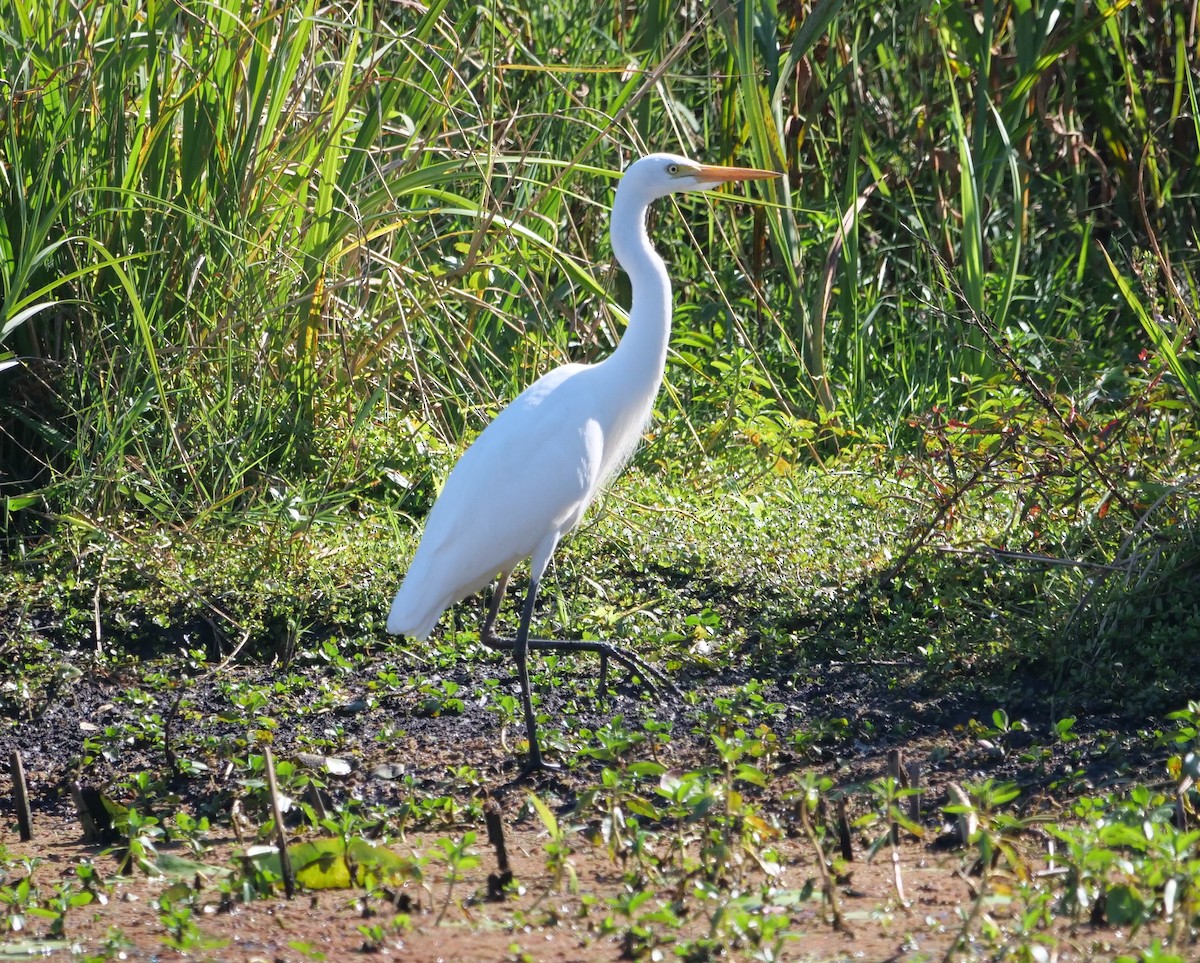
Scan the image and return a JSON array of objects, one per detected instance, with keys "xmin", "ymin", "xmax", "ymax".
[
  {"xmin": 386, "ymin": 362, "xmax": 600, "ymax": 638},
  {"xmin": 387, "ymin": 152, "xmax": 778, "ymax": 769}
]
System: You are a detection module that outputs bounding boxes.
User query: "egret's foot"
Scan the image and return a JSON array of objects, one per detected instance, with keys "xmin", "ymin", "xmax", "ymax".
[
  {"xmin": 481, "ymin": 634, "xmax": 681, "ymax": 700},
  {"xmin": 519, "ymin": 753, "xmax": 562, "ymax": 775}
]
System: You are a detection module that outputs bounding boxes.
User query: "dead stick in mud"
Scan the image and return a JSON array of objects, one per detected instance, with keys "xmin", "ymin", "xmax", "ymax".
[
  {"xmin": 10, "ymin": 750, "xmax": 33, "ymax": 842},
  {"xmin": 836, "ymin": 797, "xmax": 853, "ymax": 861},
  {"xmin": 947, "ymin": 782, "xmax": 978, "ymax": 846},
  {"xmin": 306, "ymin": 783, "xmax": 330, "ymax": 822},
  {"xmin": 484, "ymin": 798, "xmax": 513, "ymax": 901},
  {"xmin": 906, "ymin": 760, "xmax": 922, "ymax": 827},
  {"xmin": 887, "ymin": 749, "xmax": 905, "ymax": 844},
  {"xmin": 69, "ymin": 782, "xmax": 101, "ymax": 843},
  {"xmin": 264, "ymin": 747, "xmax": 296, "ymax": 898},
  {"xmin": 485, "ymin": 802, "xmax": 510, "ymax": 874}
]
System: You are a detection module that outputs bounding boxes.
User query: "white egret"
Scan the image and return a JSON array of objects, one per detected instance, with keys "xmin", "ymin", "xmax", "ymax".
[{"xmin": 387, "ymin": 153, "xmax": 779, "ymax": 770}]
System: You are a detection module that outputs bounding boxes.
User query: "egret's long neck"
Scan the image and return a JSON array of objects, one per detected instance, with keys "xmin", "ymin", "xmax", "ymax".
[{"xmin": 608, "ymin": 187, "xmax": 671, "ymax": 380}]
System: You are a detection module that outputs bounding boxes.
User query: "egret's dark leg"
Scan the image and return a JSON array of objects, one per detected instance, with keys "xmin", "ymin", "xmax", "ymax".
[
  {"xmin": 479, "ymin": 570, "xmax": 553, "ymax": 770},
  {"xmin": 480, "ymin": 575, "xmax": 680, "ymax": 770},
  {"xmin": 512, "ymin": 576, "xmax": 552, "ymax": 771},
  {"xmin": 481, "ymin": 570, "xmax": 513, "ymax": 644}
]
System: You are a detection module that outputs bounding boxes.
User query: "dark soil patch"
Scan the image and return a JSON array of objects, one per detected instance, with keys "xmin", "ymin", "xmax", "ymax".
[{"xmin": 0, "ymin": 637, "xmax": 1180, "ymax": 961}]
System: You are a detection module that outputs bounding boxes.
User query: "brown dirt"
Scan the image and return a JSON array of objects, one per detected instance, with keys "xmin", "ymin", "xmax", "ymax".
[
  {"xmin": 5, "ymin": 817, "xmax": 993, "ymax": 961},
  {"xmin": 0, "ymin": 650, "xmax": 1179, "ymax": 961}
]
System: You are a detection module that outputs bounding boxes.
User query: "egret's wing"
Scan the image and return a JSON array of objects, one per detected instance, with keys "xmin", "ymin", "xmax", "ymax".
[{"xmin": 387, "ymin": 365, "xmax": 604, "ymax": 638}]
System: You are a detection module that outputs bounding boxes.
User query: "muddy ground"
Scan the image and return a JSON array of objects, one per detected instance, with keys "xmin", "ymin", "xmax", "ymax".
[{"xmin": 0, "ymin": 647, "xmax": 1181, "ymax": 961}]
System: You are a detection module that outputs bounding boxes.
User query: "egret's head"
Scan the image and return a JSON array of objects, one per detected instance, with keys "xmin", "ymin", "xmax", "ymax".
[{"xmin": 618, "ymin": 152, "xmax": 778, "ymax": 202}]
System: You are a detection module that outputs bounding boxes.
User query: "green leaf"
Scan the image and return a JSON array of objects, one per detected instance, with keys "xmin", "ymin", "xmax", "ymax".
[
  {"xmin": 0, "ymin": 941, "xmax": 72, "ymax": 960},
  {"xmin": 735, "ymin": 763, "xmax": 768, "ymax": 788},
  {"xmin": 0, "ymin": 300, "xmax": 58, "ymax": 342},
  {"xmin": 1104, "ymin": 883, "xmax": 1146, "ymax": 926},
  {"xmin": 527, "ymin": 792, "xmax": 559, "ymax": 838},
  {"xmin": 154, "ymin": 853, "xmax": 232, "ymax": 881},
  {"xmin": 290, "ymin": 839, "xmax": 353, "ymax": 890}
]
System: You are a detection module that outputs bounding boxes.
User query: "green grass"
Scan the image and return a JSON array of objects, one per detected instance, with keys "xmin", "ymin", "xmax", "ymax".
[
  {"xmin": 4, "ymin": 432, "xmax": 1193, "ymax": 716},
  {"xmin": 4, "ymin": 0, "xmax": 1196, "ymax": 520}
]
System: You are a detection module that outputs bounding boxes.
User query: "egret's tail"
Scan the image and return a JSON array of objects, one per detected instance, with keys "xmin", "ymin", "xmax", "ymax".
[{"xmin": 385, "ymin": 580, "xmax": 442, "ymax": 641}]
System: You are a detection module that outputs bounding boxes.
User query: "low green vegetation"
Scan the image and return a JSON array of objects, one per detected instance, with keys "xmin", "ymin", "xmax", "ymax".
[
  {"xmin": 0, "ymin": 685, "xmax": 1196, "ymax": 958},
  {"xmin": 1, "ymin": 0, "xmax": 1199, "ymax": 958}
]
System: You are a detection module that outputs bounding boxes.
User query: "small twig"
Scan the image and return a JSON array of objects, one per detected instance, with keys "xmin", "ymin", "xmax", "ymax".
[
  {"xmin": 92, "ymin": 566, "xmax": 103, "ymax": 655},
  {"xmin": 890, "ymin": 839, "xmax": 908, "ymax": 909},
  {"xmin": 906, "ymin": 759, "xmax": 923, "ymax": 828},
  {"xmin": 1177, "ymin": 773, "xmax": 1194, "ymax": 831},
  {"xmin": 263, "ymin": 747, "xmax": 295, "ymax": 899},
  {"xmin": 230, "ymin": 798, "xmax": 249, "ymax": 848},
  {"xmin": 69, "ymin": 782, "xmax": 101, "ymax": 844},
  {"xmin": 1064, "ymin": 474, "xmax": 1200, "ymax": 665},
  {"xmin": 938, "ymin": 251, "xmax": 1137, "ymax": 519},
  {"xmin": 10, "ymin": 751, "xmax": 33, "ymax": 842},
  {"xmin": 1135, "ymin": 134, "xmax": 1196, "ymax": 330},
  {"xmin": 163, "ymin": 627, "xmax": 252, "ymax": 777},
  {"xmin": 887, "ymin": 750, "xmax": 905, "ymax": 845},
  {"xmin": 810, "ymin": 182, "xmax": 878, "ymax": 413},
  {"xmin": 934, "ymin": 545, "xmax": 1127, "ymax": 572},
  {"xmin": 885, "ymin": 750, "xmax": 911, "ymax": 908},
  {"xmin": 835, "ymin": 797, "xmax": 853, "ymax": 861},
  {"xmin": 943, "ymin": 867, "xmax": 990, "ymax": 963},
  {"xmin": 879, "ymin": 444, "xmax": 1011, "ymax": 584},
  {"xmin": 484, "ymin": 798, "xmax": 513, "ymax": 901},
  {"xmin": 946, "ymin": 783, "xmax": 978, "ymax": 846},
  {"xmin": 305, "ymin": 782, "xmax": 330, "ymax": 822}
]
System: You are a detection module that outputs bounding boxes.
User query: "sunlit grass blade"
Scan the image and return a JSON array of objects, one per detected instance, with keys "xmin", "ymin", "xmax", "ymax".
[
  {"xmin": 1102, "ymin": 245, "xmax": 1200, "ymax": 410},
  {"xmin": 985, "ymin": 101, "xmax": 1024, "ymax": 333}
]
